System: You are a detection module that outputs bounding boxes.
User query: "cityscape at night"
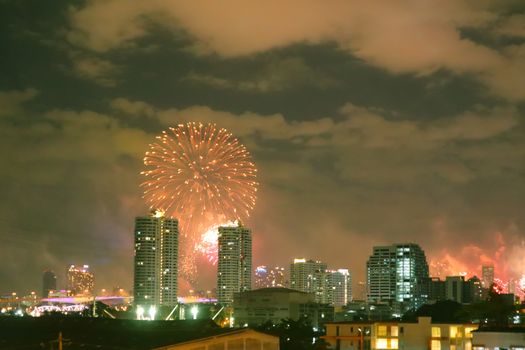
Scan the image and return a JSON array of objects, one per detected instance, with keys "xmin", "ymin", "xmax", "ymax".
[{"xmin": 1, "ymin": 1, "xmax": 525, "ymax": 349}]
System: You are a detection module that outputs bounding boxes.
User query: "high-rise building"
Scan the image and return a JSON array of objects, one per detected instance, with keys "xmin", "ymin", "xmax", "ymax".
[
  {"xmin": 67, "ymin": 265, "xmax": 94, "ymax": 296},
  {"xmin": 42, "ymin": 270, "xmax": 57, "ymax": 298},
  {"xmin": 254, "ymin": 266, "xmax": 286, "ymax": 289},
  {"xmin": 366, "ymin": 243, "xmax": 429, "ymax": 312},
  {"xmin": 133, "ymin": 210, "xmax": 178, "ymax": 310},
  {"xmin": 482, "ymin": 265, "xmax": 494, "ymax": 289},
  {"xmin": 217, "ymin": 223, "xmax": 252, "ymax": 304},
  {"xmin": 290, "ymin": 260, "xmax": 352, "ymax": 305},
  {"xmin": 445, "ymin": 276, "xmax": 465, "ymax": 303},
  {"xmin": 290, "ymin": 259, "xmax": 327, "ymax": 302},
  {"xmin": 464, "ymin": 276, "xmax": 483, "ymax": 303},
  {"xmin": 324, "ymin": 269, "xmax": 352, "ymax": 306},
  {"xmin": 423, "ymin": 275, "xmax": 483, "ymax": 304},
  {"xmin": 419, "ymin": 277, "xmax": 445, "ymax": 303}
]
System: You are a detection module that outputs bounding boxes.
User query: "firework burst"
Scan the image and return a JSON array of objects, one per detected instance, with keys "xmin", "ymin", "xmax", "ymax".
[
  {"xmin": 141, "ymin": 122, "xmax": 258, "ymax": 282},
  {"xmin": 195, "ymin": 221, "xmax": 239, "ymax": 265}
]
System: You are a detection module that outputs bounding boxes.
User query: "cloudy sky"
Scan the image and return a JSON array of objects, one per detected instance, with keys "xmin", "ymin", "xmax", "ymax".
[{"xmin": 1, "ymin": 0, "xmax": 525, "ymax": 295}]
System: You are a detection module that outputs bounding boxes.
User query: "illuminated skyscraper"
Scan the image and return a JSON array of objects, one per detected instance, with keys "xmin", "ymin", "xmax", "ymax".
[
  {"xmin": 67, "ymin": 265, "xmax": 94, "ymax": 296},
  {"xmin": 133, "ymin": 210, "xmax": 178, "ymax": 309},
  {"xmin": 217, "ymin": 223, "xmax": 252, "ymax": 304},
  {"xmin": 289, "ymin": 260, "xmax": 352, "ymax": 305},
  {"xmin": 366, "ymin": 243, "xmax": 429, "ymax": 312},
  {"xmin": 324, "ymin": 269, "xmax": 352, "ymax": 306},
  {"xmin": 482, "ymin": 265, "xmax": 494, "ymax": 289},
  {"xmin": 42, "ymin": 270, "xmax": 57, "ymax": 298},
  {"xmin": 254, "ymin": 266, "xmax": 286, "ymax": 289},
  {"xmin": 290, "ymin": 258, "xmax": 327, "ymax": 302}
]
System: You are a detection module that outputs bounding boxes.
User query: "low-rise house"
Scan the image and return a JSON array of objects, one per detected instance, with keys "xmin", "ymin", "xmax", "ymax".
[
  {"xmin": 155, "ymin": 328, "xmax": 279, "ymax": 350},
  {"xmin": 472, "ymin": 327, "xmax": 525, "ymax": 349},
  {"xmin": 322, "ymin": 316, "xmax": 477, "ymax": 350}
]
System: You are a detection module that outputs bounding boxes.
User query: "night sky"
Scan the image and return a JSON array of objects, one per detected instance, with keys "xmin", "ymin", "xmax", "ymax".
[{"xmin": 1, "ymin": 0, "xmax": 525, "ymax": 295}]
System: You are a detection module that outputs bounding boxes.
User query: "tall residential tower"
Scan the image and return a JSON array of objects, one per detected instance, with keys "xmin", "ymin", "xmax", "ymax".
[
  {"xmin": 482, "ymin": 265, "xmax": 495, "ymax": 289},
  {"xmin": 67, "ymin": 265, "xmax": 94, "ymax": 296},
  {"xmin": 133, "ymin": 210, "xmax": 178, "ymax": 311},
  {"xmin": 324, "ymin": 269, "xmax": 352, "ymax": 306},
  {"xmin": 217, "ymin": 223, "xmax": 252, "ymax": 304},
  {"xmin": 290, "ymin": 259, "xmax": 352, "ymax": 305},
  {"xmin": 366, "ymin": 243, "xmax": 429, "ymax": 312},
  {"xmin": 289, "ymin": 259, "xmax": 327, "ymax": 303}
]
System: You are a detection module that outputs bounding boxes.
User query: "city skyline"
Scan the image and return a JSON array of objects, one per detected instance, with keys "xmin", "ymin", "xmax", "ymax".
[{"xmin": 1, "ymin": 1, "xmax": 525, "ymax": 295}]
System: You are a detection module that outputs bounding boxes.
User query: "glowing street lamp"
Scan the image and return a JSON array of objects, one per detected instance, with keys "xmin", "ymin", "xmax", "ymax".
[
  {"xmin": 136, "ymin": 306, "xmax": 144, "ymax": 320},
  {"xmin": 149, "ymin": 306, "xmax": 156, "ymax": 320},
  {"xmin": 191, "ymin": 305, "xmax": 198, "ymax": 320}
]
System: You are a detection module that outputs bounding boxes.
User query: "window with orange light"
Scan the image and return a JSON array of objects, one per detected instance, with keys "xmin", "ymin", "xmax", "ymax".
[
  {"xmin": 449, "ymin": 326, "xmax": 458, "ymax": 338},
  {"xmin": 376, "ymin": 339, "xmax": 398, "ymax": 350},
  {"xmin": 390, "ymin": 339, "xmax": 398, "ymax": 349},
  {"xmin": 376, "ymin": 339, "xmax": 387, "ymax": 349},
  {"xmin": 431, "ymin": 327, "xmax": 441, "ymax": 338},
  {"xmin": 390, "ymin": 326, "xmax": 399, "ymax": 337},
  {"xmin": 465, "ymin": 326, "xmax": 476, "ymax": 338}
]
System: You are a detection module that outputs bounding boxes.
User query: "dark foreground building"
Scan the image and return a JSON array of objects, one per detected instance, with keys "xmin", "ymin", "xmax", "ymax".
[{"xmin": 0, "ymin": 317, "xmax": 278, "ymax": 350}]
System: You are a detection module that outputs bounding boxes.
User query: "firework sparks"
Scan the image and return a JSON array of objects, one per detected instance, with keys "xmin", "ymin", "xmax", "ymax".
[
  {"xmin": 492, "ymin": 278, "xmax": 507, "ymax": 294},
  {"xmin": 141, "ymin": 122, "xmax": 258, "ymax": 283},
  {"xmin": 195, "ymin": 221, "xmax": 239, "ymax": 265},
  {"xmin": 519, "ymin": 275, "xmax": 525, "ymax": 294}
]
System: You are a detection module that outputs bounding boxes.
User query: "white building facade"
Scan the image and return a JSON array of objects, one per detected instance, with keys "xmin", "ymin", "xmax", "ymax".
[
  {"xmin": 133, "ymin": 210, "xmax": 178, "ymax": 310},
  {"xmin": 217, "ymin": 224, "xmax": 252, "ymax": 304}
]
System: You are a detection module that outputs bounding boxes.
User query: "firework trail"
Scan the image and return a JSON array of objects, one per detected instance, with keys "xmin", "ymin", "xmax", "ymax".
[{"xmin": 141, "ymin": 122, "xmax": 258, "ymax": 283}]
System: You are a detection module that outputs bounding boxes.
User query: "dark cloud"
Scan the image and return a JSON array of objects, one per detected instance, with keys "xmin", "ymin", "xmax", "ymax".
[
  {"xmin": 67, "ymin": 0, "xmax": 525, "ymax": 100},
  {"xmin": 182, "ymin": 57, "xmax": 340, "ymax": 92}
]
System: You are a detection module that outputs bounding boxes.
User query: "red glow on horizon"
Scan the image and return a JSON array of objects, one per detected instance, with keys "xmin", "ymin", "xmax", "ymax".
[{"xmin": 429, "ymin": 232, "xmax": 525, "ymax": 297}]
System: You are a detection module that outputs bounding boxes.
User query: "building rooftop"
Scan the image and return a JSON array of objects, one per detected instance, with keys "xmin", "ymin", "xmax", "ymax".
[
  {"xmin": 324, "ymin": 317, "xmax": 477, "ymax": 326},
  {"xmin": 473, "ymin": 326, "xmax": 525, "ymax": 333},
  {"xmin": 0, "ymin": 317, "xmax": 233, "ymax": 350}
]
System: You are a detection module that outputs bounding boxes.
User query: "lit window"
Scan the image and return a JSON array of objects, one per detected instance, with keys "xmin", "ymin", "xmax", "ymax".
[
  {"xmin": 378, "ymin": 325, "xmax": 387, "ymax": 336},
  {"xmin": 391, "ymin": 339, "xmax": 398, "ymax": 349},
  {"xmin": 431, "ymin": 340, "xmax": 441, "ymax": 350},
  {"xmin": 432, "ymin": 327, "xmax": 441, "ymax": 337},
  {"xmin": 465, "ymin": 327, "xmax": 476, "ymax": 338},
  {"xmin": 376, "ymin": 339, "xmax": 387, "ymax": 349},
  {"xmin": 391, "ymin": 326, "xmax": 398, "ymax": 337},
  {"xmin": 450, "ymin": 326, "xmax": 458, "ymax": 338}
]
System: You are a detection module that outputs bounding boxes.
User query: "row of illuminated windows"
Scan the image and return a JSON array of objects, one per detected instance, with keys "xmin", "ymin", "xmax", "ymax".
[
  {"xmin": 376, "ymin": 338, "xmax": 398, "ymax": 349},
  {"xmin": 377, "ymin": 325, "xmax": 399, "ymax": 337},
  {"xmin": 431, "ymin": 326, "xmax": 477, "ymax": 338}
]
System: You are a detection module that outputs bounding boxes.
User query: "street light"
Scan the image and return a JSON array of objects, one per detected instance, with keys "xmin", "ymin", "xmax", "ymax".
[
  {"xmin": 191, "ymin": 306, "xmax": 198, "ymax": 320},
  {"xmin": 136, "ymin": 306, "xmax": 144, "ymax": 320},
  {"xmin": 149, "ymin": 306, "xmax": 156, "ymax": 320}
]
